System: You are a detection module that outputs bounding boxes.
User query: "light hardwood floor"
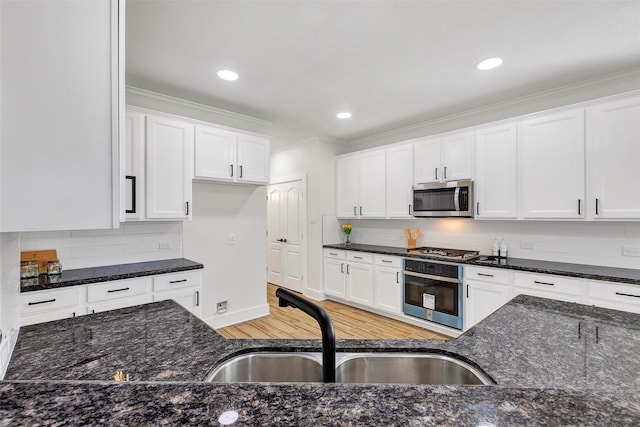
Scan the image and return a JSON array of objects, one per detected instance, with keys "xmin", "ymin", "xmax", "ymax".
[{"xmin": 217, "ymin": 283, "xmax": 448, "ymax": 340}]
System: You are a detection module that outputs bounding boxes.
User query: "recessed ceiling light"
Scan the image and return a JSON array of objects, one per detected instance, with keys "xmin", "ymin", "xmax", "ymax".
[
  {"xmin": 337, "ymin": 112, "xmax": 352, "ymax": 119},
  {"xmin": 217, "ymin": 69, "xmax": 239, "ymax": 81},
  {"xmin": 476, "ymin": 57, "xmax": 503, "ymax": 70}
]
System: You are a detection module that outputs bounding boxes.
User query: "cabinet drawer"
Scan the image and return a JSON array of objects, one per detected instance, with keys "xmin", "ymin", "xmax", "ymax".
[
  {"xmin": 465, "ymin": 266, "xmax": 510, "ymax": 285},
  {"xmin": 20, "ymin": 308, "xmax": 78, "ymax": 326},
  {"xmin": 513, "ymin": 272, "xmax": 581, "ymax": 296},
  {"xmin": 324, "ymin": 249, "xmax": 346, "ymax": 260},
  {"xmin": 588, "ymin": 281, "xmax": 640, "ymax": 305},
  {"xmin": 347, "ymin": 251, "xmax": 373, "ymax": 264},
  {"xmin": 154, "ymin": 271, "xmax": 201, "ymax": 292},
  {"xmin": 87, "ymin": 294, "xmax": 152, "ymax": 314},
  {"xmin": 374, "ymin": 254, "xmax": 402, "ymax": 268},
  {"xmin": 20, "ymin": 288, "xmax": 80, "ymax": 314},
  {"xmin": 87, "ymin": 278, "xmax": 149, "ymax": 303}
]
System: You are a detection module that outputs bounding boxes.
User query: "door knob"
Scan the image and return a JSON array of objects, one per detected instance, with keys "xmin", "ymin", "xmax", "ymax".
[{"xmin": 283, "ymin": 238, "xmax": 287, "ymax": 243}]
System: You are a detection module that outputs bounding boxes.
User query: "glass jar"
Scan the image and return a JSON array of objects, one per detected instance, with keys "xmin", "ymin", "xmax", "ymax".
[
  {"xmin": 46, "ymin": 260, "xmax": 62, "ymax": 276},
  {"xmin": 20, "ymin": 261, "xmax": 39, "ymax": 278}
]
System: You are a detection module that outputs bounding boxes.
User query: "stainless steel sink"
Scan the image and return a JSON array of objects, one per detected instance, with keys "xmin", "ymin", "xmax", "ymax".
[
  {"xmin": 206, "ymin": 352, "xmax": 323, "ymax": 383},
  {"xmin": 334, "ymin": 353, "xmax": 493, "ymax": 385},
  {"xmin": 206, "ymin": 351, "xmax": 492, "ymax": 385}
]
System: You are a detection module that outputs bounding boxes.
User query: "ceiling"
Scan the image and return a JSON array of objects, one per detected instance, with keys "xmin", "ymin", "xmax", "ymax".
[{"xmin": 126, "ymin": 1, "xmax": 640, "ymax": 145}]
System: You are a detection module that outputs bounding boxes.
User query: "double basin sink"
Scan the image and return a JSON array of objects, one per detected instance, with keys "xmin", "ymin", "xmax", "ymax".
[{"xmin": 206, "ymin": 351, "xmax": 493, "ymax": 385}]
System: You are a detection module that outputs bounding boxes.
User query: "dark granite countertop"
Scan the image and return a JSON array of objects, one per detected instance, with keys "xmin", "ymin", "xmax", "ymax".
[
  {"xmin": 2, "ymin": 296, "xmax": 640, "ymax": 424},
  {"xmin": 20, "ymin": 258, "xmax": 204, "ymax": 293},
  {"xmin": 324, "ymin": 243, "xmax": 640, "ymax": 285}
]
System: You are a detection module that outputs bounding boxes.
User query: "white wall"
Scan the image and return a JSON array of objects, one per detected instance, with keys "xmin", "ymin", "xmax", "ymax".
[
  {"xmin": 20, "ymin": 222, "xmax": 183, "ymax": 270},
  {"xmin": 183, "ymin": 182, "xmax": 268, "ymax": 328},
  {"xmin": 270, "ymin": 137, "xmax": 346, "ymax": 298},
  {"xmin": 0, "ymin": 232, "xmax": 19, "ymax": 378},
  {"xmin": 332, "ymin": 218, "xmax": 640, "ymax": 269}
]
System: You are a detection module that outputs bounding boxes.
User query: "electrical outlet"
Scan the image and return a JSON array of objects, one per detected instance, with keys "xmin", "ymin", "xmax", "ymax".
[
  {"xmin": 158, "ymin": 242, "xmax": 172, "ymax": 249},
  {"xmin": 521, "ymin": 241, "xmax": 536, "ymax": 250},
  {"xmin": 216, "ymin": 300, "xmax": 229, "ymax": 313},
  {"xmin": 622, "ymin": 246, "xmax": 640, "ymax": 257},
  {"xmin": 228, "ymin": 234, "xmax": 236, "ymax": 245}
]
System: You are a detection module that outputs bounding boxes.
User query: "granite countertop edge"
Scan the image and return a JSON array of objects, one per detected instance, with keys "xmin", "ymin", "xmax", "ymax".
[
  {"xmin": 20, "ymin": 258, "xmax": 204, "ymax": 293},
  {"xmin": 324, "ymin": 243, "xmax": 640, "ymax": 285}
]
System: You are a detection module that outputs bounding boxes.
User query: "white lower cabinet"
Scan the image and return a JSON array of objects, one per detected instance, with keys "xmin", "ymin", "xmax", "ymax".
[
  {"xmin": 19, "ymin": 271, "xmax": 203, "ymax": 326},
  {"xmin": 464, "ymin": 266, "xmax": 513, "ymax": 329},
  {"xmin": 323, "ymin": 249, "xmax": 347, "ymax": 298},
  {"xmin": 586, "ymin": 280, "xmax": 640, "ymax": 314},
  {"xmin": 373, "ymin": 255, "xmax": 402, "ymax": 314},
  {"xmin": 346, "ymin": 252, "xmax": 374, "ymax": 306},
  {"xmin": 513, "ymin": 271, "xmax": 583, "ymax": 303}
]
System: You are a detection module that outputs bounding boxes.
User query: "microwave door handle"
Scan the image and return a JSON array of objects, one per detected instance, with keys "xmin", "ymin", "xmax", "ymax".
[{"xmin": 454, "ymin": 187, "xmax": 460, "ymax": 211}]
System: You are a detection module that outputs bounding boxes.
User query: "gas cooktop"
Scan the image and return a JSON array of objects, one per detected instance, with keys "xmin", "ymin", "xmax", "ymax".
[{"xmin": 408, "ymin": 246, "xmax": 480, "ymax": 261}]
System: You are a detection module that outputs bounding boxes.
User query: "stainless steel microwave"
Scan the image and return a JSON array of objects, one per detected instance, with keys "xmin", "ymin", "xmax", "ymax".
[{"xmin": 412, "ymin": 180, "xmax": 474, "ymax": 218}]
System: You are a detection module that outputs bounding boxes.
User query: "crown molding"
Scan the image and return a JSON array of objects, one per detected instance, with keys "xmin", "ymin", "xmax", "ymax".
[
  {"xmin": 125, "ymin": 86, "xmax": 272, "ymax": 128},
  {"xmin": 348, "ymin": 67, "xmax": 640, "ymax": 146}
]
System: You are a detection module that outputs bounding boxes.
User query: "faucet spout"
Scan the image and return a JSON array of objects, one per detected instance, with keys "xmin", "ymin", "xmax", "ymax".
[{"xmin": 275, "ymin": 287, "xmax": 336, "ymax": 383}]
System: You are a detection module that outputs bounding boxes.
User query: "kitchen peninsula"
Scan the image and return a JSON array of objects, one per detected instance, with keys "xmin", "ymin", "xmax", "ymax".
[{"xmin": 1, "ymin": 295, "xmax": 639, "ymax": 424}]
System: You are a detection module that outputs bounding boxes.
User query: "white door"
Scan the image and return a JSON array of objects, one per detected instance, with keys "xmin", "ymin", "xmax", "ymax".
[
  {"xmin": 267, "ymin": 181, "xmax": 304, "ymax": 292},
  {"xmin": 374, "ymin": 265, "xmax": 402, "ymax": 314},
  {"xmin": 441, "ymin": 131, "xmax": 475, "ymax": 181},
  {"xmin": 124, "ymin": 109, "xmax": 145, "ymax": 220},
  {"xmin": 475, "ymin": 123, "xmax": 518, "ymax": 219},
  {"xmin": 336, "ymin": 156, "xmax": 359, "ymax": 218},
  {"xmin": 146, "ymin": 115, "xmax": 193, "ymax": 219},
  {"xmin": 237, "ymin": 134, "xmax": 270, "ymax": 184},
  {"xmin": 358, "ymin": 150, "xmax": 386, "ymax": 218},
  {"xmin": 465, "ymin": 280, "xmax": 512, "ymax": 330},
  {"xmin": 587, "ymin": 95, "xmax": 640, "ymax": 219},
  {"xmin": 386, "ymin": 144, "xmax": 414, "ymax": 218},
  {"xmin": 323, "ymin": 258, "xmax": 346, "ymax": 298},
  {"xmin": 347, "ymin": 262, "xmax": 374, "ymax": 307},
  {"xmin": 413, "ymin": 138, "xmax": 441, "ymax": 184},
  {"xmin": 519, "ymin": 109, "xmax": 585, "ymax": 219},
  {"xmin": 194, "ymin": 125, "xmax": 236, "ymax": 181}
]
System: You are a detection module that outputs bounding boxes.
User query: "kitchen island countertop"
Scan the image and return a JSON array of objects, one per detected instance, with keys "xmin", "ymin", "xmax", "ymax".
[{"xmin": 2, "ymin": 296, "xmax": 639, "ymax": 425}]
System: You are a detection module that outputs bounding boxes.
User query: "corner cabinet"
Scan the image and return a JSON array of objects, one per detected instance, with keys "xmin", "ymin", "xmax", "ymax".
[
  {"xmin": 336, "ymin": 150, "xmax": 386, "ymax": 218},
  {"xmin": 194, "ymin": 124, "xmax": 270, "ymax": 185},
  {"xmin": 1, "ymin": 0, "xmax": 122, "ymax": 232},
  {"xmin": 145, "ymin": 115, "xmax": 193, "ymax": 219},
  {"xmin": 518, "ymin": 109, "xmax": 585, "ymax": 219}
]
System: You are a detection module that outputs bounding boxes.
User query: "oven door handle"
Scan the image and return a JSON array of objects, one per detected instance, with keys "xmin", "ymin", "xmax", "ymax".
[{"xmin": 401, "ymin": 270, "xmax": 460, "ymax": 284}]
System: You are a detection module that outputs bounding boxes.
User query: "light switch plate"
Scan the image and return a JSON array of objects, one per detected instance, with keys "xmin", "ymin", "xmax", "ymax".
[
  {"xmin": 521, "ymin": 241, "xmax": 536, "ymax": 250},
  {"xmin": 622, "ymin": 246, "xmax": 640, "ymax": 257},
  {"xmin": 228, "ymin": 234, "xmax": 236, "ymax": 245}
]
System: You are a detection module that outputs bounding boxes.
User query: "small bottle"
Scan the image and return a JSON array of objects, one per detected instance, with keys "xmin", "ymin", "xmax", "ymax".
[
  {"xmin": 500, "ymin": 239, "xmax": 508, "ymax": 258},
  {"xmin": 492, "ymin": 239, "xmax": 499, "ymax": 257}
]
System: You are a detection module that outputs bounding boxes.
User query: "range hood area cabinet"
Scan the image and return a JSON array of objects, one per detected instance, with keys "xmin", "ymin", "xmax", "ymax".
[
  {"xmin": 413, "ymin": 131, "xmax": 475, "ymax": 184},
  {"xmin": 193, "ymin": 124, "xmax": 270, "ymax": 185},
  {"xmin": 1, "ymin": 0, "xmax": 123, "ymax": 232}
]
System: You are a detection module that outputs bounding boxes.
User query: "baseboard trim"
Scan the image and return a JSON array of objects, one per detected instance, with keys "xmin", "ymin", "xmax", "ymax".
[
  {"xmin": 204, "ymin": 304, "xmax": 270, "ymax": 329},
  {"xmin": 302, "ymin": 288, "xmax": 326, "ymax": 301}
]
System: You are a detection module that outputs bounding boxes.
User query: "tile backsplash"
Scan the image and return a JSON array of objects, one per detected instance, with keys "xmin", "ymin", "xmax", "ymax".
[{"xmin": 20, "ymin": 222, "xmax": 183, "ymax": 270}]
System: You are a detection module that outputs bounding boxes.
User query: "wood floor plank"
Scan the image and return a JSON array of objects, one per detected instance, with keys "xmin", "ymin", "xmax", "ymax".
[{"xmin": 217, "ymin": 284, "xmax": 449, "ymax": 341}]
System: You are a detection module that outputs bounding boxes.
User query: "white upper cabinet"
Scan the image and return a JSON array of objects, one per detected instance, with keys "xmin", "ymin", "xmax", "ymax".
[
  {"xmin": 336, "ymin": 150, "xmax": 386, "ymax": 218},
  {"xmin": 194, "ymin": 124, "xmax": 270, "ymax": 185},
  {"xmin": 586, "ymin": 95, "xmax": 640, "ymax": 219},
  {"xmin": 1, "ymin": 0, "xmax": 122, "ymax": 231},
  {"xmin": 124, "ymin": 110, "xmax": 145, "ymax": 220},
  {"xmin": 414, "ymin": 131, "xmax": 474, "ymax": 184},
  {"xmin": 518, "ymin": 109, "xmax": 585, "ymax": 219},
  {"xmin": 386, "ymin": 144, "xmax": 414, "ymax": 218},
  {"xmin": 146, "ymin": 115, "xmax": 193, "ymax": 219},
  {"xmin": 474, "ymin": 123, "xmax": 518, "ymax": 219}
]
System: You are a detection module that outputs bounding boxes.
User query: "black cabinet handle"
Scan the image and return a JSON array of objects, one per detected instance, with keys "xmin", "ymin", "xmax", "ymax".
[
  {"xmin": 396, "ymin": 272, "xmax": 400, "ymax": 283},
  {"xmin": 444, "ymin": 166, "xmax": 448, "ymax": 179},
  {"xmin": 354, "ymin": 256, "xmax": 363, "ymax": 260},
  {"xmin": 595, "ymin": 198, "xmax": 599, "ymax": 215},
  {"xmin": 230, "ymin": 164, "xmax": 234, "ymax": 177},
  {"xmin": 28, "ymin": 299, "xmax": 56, "ymax": 305},
  {"xmin": 239, "ymin": 165, "xmax": 243, "ymax": 178},
  {"xmin": 195, "ymin": 291, "xmax": 200, "ymax": 307},
  {"xmin": 170, "ymin": 279, "xmax": 188, "ymax": 284},
  {"xmin": 107, "ymin": 287, "xmax": 129, "ymax": 293},
  {"xmin": 360, "ymin": 206, "xmax": 363, "ymax": 215},
  {"xmin": 478, "ymin": 273, "xmax": 494, "ymax": 277},
  {"xmin": 125, "ymin": 175, "xmax": 136, "ymax": 214},
  {"xmin": 408, "ymin": 204, "xmax": 412, "ymax": 215},
  {"xmin": 435, "ymin": 168, "xmax": 438, "ymax": 180},
  {"xmin": 354, "ymin": 206, "xmax": 357, "ymax": 216},
  {"xmin": 476, "ymin": 202, "xmax": 479, "ymax": 216},
  {"xmin": 340, "ymin": 263, "xmax": 344, "ymax": 273},
  {"xmin": 578, "ymin": 199, "xmax": 581, "ymax": 215},
  {"xmin": 381, "ymin": 260, "xmax": 392, "ymax": 263},
  {"xmin": 346, "ymin": 264, "xmax": 350, "ymax": 274},
  {"xmin": 185, "ymin": 201, "xmax": 190, "ymax": 216},
  {"xmin": 466, "ymin": 284, "xmax": 469, "ymax": 298},
  {"xmin": 534, "ymin": 280, "xmax": 555, "ymax": 286},
  {"xmin": 329, "ymin": 252, "xmax": 338, "ymax": 256},
  {"xmin": 615, "ymin": 292, "xmax": 640, "ymax": 298}
]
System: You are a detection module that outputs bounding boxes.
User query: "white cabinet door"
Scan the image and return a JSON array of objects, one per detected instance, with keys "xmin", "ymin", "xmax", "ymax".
[
  {"xmin": 323, "ymin": 257, "xmax": 346, "ymax": 298},
  {"xmin": 1, "ymin": 0, "xmax": 120, "ymax": 232},
  {"xmin": 475, "ymin": 123, "xmax": 518, "ymax": 219},
  {"xmin": 465, "ymin": 279, "xmax": 512, "ymax": 330},
  {"xmin": 124, "ymin": 110, "xmax": 145, "ymax": 220},
  {"xmin": 358, "ymin": 150, "xmax": 386, "ymax": 218},
  {"xmin": 347, "ymin": 262, "xmax": 374, "ymax": 306},
  {"xmin": 441, "ymin": 131, "xmax": 475, "ymax": 181},
  {"xmin": 237, "ymin": 134, "xmax": 270, "ymax": 184},
  {"xmin": 154, "ymin": 288, "xmax": 202, "ymax": 317},
  {"xmin": 413, "ymin": 138, "xmax": 441, "ymax": 184},
  {"xmin": 519, "ymin": 109, "xmax": 585, "ymax": 219},
  {"xmin": 587, "ymin": 95, "xmax": 640, "ymax": 219},
  {"xmin": 194, "ymin": 125, "xmax": 236, "ymax": 182},
  {"xmin": 146, "ymin": 115, "xmax": 193, "ymax": 219},
  {"xmin": 374, "ymin": 265, "xmax": 402, "ymax": 314},
  {"xmin": 386, "ymin": 144, "xmax": 414, "ymax": 218},
  {"xmin": 336, "ymin": 156, "xmax": 359, "ymax": 218}
]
